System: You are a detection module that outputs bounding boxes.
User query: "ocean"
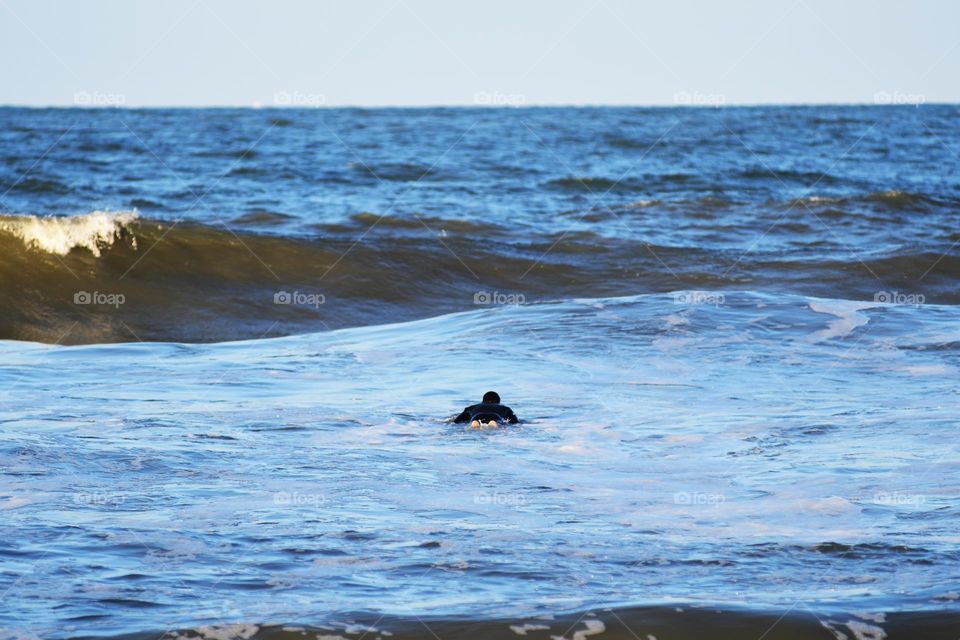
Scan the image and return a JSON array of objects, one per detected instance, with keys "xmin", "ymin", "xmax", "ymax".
[{"xmin": 1, "ymin": 105, "xmax": 958, "ymax": 639}]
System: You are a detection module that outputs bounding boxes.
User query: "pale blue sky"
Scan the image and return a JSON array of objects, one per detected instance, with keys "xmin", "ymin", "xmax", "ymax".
[{"xmin": 1, "ymin": 0, "xmax": 957, "ymax": 107}]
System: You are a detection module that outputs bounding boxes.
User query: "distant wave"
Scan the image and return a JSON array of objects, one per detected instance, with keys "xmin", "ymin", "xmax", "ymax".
[
  {"xmin": 739, "ymin": 168, "xmax": 841, "ymax": 184},
  {"xmin": 546, "ymin": 173, "xmax": 698, "ymax": 194},
  {"xmin": 5, "ymin": 176, "xmax": 69, "ymax": 194},
  {"xmin": 787, "ymin": 189, "xmax": 942, "ymax": 209}
]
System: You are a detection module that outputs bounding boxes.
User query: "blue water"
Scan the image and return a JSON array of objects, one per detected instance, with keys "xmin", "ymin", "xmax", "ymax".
[
  {"xmin": 3, "ymin": 106, "xmax": 959, "ymax": 247},
  {"xmin": 1, "ymin": 106, "xmax": 959, "ymax": 639}
]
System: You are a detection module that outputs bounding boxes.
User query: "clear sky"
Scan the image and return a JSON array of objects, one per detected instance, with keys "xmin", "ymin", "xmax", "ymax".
[{"xmin": 1, "ymin": 0, "xmax": 957, "ymax": 107}]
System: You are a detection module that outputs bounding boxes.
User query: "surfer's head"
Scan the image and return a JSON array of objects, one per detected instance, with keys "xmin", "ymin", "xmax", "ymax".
[{"xmin": 482, "ymin": 391, "xmax": 500, "ymax": 404}]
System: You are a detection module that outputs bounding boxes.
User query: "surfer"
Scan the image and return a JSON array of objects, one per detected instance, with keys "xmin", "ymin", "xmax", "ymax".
[{"xmin": 452, "ymin": 391, "xmax": 520, "ymax": 427}]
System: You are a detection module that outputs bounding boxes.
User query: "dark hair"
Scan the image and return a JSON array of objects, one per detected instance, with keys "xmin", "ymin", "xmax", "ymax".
[{"xmin": 482, "ymin": 391, "xmax": 500, "ymax": 404}]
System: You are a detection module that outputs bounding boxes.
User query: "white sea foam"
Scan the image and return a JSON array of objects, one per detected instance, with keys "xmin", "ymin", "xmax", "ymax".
[
  {"xmin": 845, "ymin": 620, "xmax": 887, "ymax": 640},
  {"xmin": 0, "ymin": 210, "xmax": 138, "ymax": 256},
  {"xmin": 168, "ymin": 624, "xmax": 260, "ymax": 640},
  {"xmin": 0, "ymin": 495, "xmax": 32, "ymax": 510},
  {"xmin": 510, "ymin": 623, "xmax": 551, "ymax": 635},
  {"xmin": 852, "ymin": 612, "xmax": 886, "ymax": 623},
  {"xmin": 1, "ymin": 290, "xmax": 954, "ymax": 630},
  {"xmin": 807, "ymin": 299, "xmax": 871, "ymax": 341},
  {"xmin": 551, "ymin": 619, "xmax": 605, "ymax": 640}
]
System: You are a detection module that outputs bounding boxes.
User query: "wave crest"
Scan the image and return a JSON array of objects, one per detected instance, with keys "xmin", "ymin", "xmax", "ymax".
[{"xmin": 0, "ymin": 210, "xmax": 139, "ymax": 257}]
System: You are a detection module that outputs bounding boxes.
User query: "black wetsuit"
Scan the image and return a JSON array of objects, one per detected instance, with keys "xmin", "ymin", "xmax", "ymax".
[{"xmin": 453, "ymin": 402, "xmax": 519, "ymax": 424}]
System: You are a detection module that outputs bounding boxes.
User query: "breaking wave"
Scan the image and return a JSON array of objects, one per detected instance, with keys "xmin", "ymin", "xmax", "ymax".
[{"xmin": 1, "ymin": 208, "xmax": 959, "ymax": 344}]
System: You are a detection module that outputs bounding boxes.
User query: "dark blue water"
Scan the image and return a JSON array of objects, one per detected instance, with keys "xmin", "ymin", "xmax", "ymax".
[{"xmin": 1, "ymin": 106, "xmax": 959, "ymax": 639}]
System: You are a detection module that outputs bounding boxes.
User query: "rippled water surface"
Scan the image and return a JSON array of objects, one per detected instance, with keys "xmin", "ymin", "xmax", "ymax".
[{"xmin": 1, "ymin": 106, "xmax": 959, "ymax": 639}]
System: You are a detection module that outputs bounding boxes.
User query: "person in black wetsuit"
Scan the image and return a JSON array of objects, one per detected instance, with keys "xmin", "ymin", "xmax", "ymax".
[{"xmin": 452, "ymin": 391, "xmax": 520, "ymax": 427}]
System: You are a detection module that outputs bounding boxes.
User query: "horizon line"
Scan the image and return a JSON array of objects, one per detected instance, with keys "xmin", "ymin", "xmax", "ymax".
[{"xmin": 0, "ymin": 101, "xmax": 951, "ymax": 110}]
